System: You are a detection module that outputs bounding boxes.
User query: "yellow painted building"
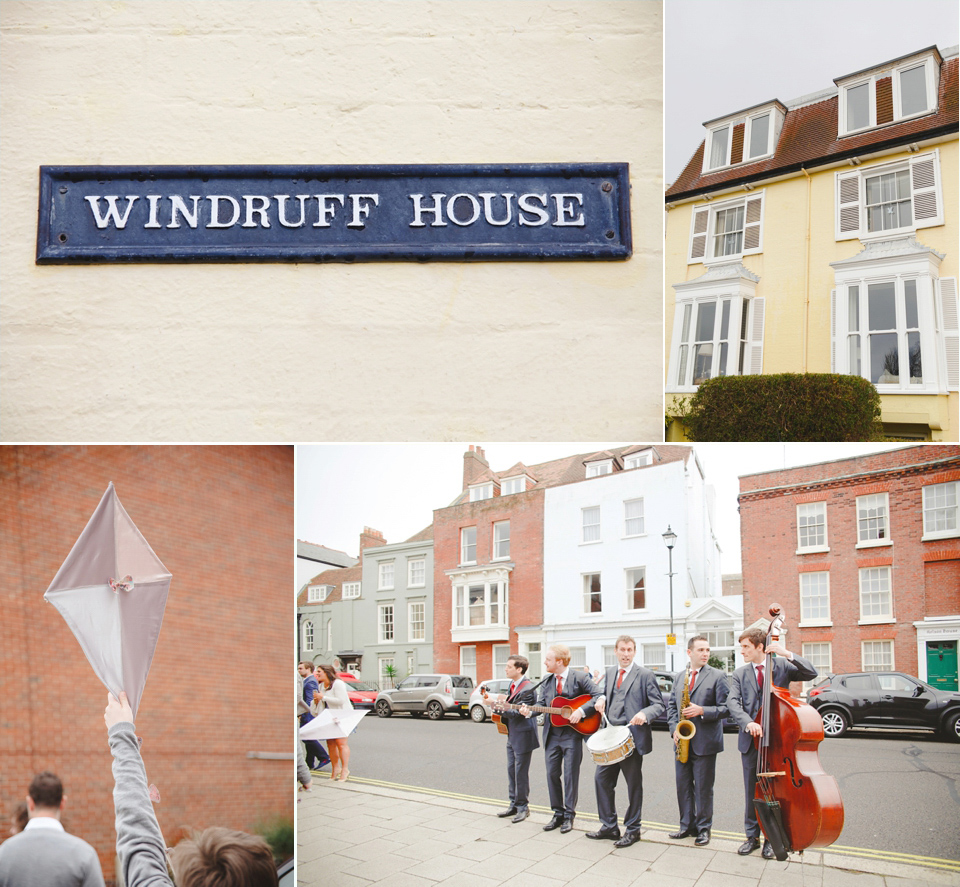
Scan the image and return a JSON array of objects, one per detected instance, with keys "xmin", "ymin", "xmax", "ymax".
[{"xmin": 665, "ymin": 45, "xmax": 958, "ymax": 441}]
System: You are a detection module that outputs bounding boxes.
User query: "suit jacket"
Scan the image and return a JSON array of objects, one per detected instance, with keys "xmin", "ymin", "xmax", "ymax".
[
  {"xmin": 537, "ymin": 668, "xmax": 602, "ymax": 746},
  {"xmin": 501, "ymin": 677, "xmax": 540, "ymax": 754},
  {"xmin": 666, "ymin": 664, "xmax": 729, "ymax": 756},
  {"xmin": 300, "ymin": 674, "xmax": 320, "ymax": 726},
  {"xmin": 727, "ymin": 654, "xmax": 818, "ymax": 753},
  {"xmin": 600, "ymin": 664, "xmax": 665, "ymax": 755}
]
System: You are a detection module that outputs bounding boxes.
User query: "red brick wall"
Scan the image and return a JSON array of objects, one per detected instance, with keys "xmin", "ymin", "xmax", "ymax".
[
  {"xmin": 0, "ymin": 446, "xmax": 293, "ymax": 885},
  {"xmin": 433, "ymin": 490, "xmax": 544, "ymax": 679},
  {"xmin": 739, "ymin": 447, "xmax": 960, "ymax": 676}
]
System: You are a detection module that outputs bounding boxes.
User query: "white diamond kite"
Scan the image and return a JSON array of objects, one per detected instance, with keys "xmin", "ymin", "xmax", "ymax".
[{"xmin": 44, "ymin": 482, "xmax": 172, "ymax": 719}]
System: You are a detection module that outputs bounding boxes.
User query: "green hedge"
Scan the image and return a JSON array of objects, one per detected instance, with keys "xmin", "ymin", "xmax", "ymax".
[{"xmin": 675, "ymin": 374, "xmax": 885, "ymax": 441}]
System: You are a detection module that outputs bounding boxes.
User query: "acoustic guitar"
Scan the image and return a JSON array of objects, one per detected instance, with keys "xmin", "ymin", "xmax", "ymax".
[{"xmin": 482, "ymin": 688, "xmax": 601, "ymax": 736}]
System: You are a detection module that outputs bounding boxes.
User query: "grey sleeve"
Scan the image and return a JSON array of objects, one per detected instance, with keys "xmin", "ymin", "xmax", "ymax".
[{"xmin": 108, "ymin": 722, "xmax": 173, "ymax": 886}]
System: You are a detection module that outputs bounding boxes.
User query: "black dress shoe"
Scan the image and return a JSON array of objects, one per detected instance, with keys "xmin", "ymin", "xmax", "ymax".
[
  {"xmin": 695, "ymin": 829, "xmax": 710, "ymax": 846},
  {"xmin": 668, "ymin": 828, "xmax": 695, "ymax": 839},
  {"xmin": 497, "ymin": 807, "xmax": 518, "ymax": 818},
  {"xmin": 762, "ymin": 840, "xmax": 775, "ymax": 859},
  {"xmin": 560, "ymin": 818, "xmax": 574, "ymax": 834},
  {"xmin": 543, "ymin": 815, "xmax": 563, "ymax": 831},
  {"xmin": 613, "ymin": 831, "xmax": 641, "ymax": 848},
  {"xmin": 738, "ymin": 837, "xmax": 761, "ymax": 855},
  {"xmin": 586, "ymin": 827, "xmax": 621, "ymax": 840},
  {"xmin": 511, "ymin": 809, "xmax": 529, "ymax": 824}
]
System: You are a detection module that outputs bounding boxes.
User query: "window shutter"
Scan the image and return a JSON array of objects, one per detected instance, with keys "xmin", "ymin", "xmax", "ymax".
[
  {"xmin": 836, "ymin": 170, "xmax": 861, "ymax": 240},
  {"xmin": 743, "ymin": 194, "xmax": 763, "ymax": 253},
  {"xmin": 830, "ymin": 289, "xmax": 837, "ymax": 372},
  {"xmin": 689, "ymin": 208, "xmax": 709, "ymax": 261},
  {"xmin": 911, "ymin": 152, "xmax": 942, "ymax": 228},
  {"xmin": 875, "ymin": 77, "xmax": 893, "ymax": 125},
  {"xmin": 730, "ymin": 123, "xmax": 745, "ymax": 165},
  {"xmin": 747, "ymin": 297, "xmax": 765, "ymax": 375},
  {"xmin": 938, "ymin": 277, "xmax": 959, "ymax": 392}
]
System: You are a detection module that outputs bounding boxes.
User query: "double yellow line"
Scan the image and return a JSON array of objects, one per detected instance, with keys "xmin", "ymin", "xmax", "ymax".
[{"xmin": 311, "ymin": 771, "xmax": 960, "ymax": 873}]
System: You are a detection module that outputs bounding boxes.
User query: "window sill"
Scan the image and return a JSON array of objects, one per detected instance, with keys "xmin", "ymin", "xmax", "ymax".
[
  {"xmin": 796, "ymin": 546, "xmax": 830, "ymax": 555},
  {"xmin": 491, "ymin": 556, "xmax": 511, "ymax": 562},
  {"xmin": 407, "ymin": 583, "xmax": 425, "ymax": 589},
  {"xmin": 580, "ymin": 540, "xmax": 602, "ymax": 546},
  {"xmin": 798, "ymin": 620, "xmax": 833, "ymax": 628},
  {"xmin": 921, "ymin": 530, "xmax": 960, "ymax": 542},
  {"xmin": 855, "ymin": 540, "xmax": 892, "ymax": 550},
  {"xmin": 838, "ymin": 109, "xmax": 936, "ymax": 140},
  {"xmin": 623, "ymin": 533, "xmax": 646, "ymax": 540},
  {"xmin": 858, "ymin": 618, "xmax": 894, "ymax": 626}
]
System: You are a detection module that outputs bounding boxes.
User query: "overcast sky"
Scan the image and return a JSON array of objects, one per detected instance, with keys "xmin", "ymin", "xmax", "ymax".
[
  {"xmin": 296, "ymin": 442, "xmax": 907, "ymax": 582},
  {"xmin": 665, "ymin": 0, "xmax": 959, "ymax": 185}
]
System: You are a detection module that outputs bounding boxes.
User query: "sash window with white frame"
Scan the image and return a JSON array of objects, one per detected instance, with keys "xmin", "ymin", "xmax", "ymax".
[
  {"xmin": 688, "ymin": 192, "xmax": 764, "ymax": 263},
  {"xmin": 859, "ymin": 566, "xmax": 893, "ymax": 622},
  {"xmin": 453, "ymin": 578, "xmax": 506, "ymax": 629},
  {"xmin": 799, "ymin": 572, "xmax": 831, "ymax": 625},
  {"xmin": 797, "ymin": 502, "xmax": 828, "ymax": 552},
  {"xmin": 922, "ymin": 481, "xmax": 958, "ymax": 539},
  {"xmin": 857, "ymin": 493, "xmax": 890, "ymax": 545},
  {"xmin": 408, "ymin": 601, "xmax": 425, "ymax": 642}
]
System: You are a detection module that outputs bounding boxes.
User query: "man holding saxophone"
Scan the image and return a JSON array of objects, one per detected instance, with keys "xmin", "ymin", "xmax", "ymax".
[{"xmin": 666, "ymin": 636, "xmax": 729, "ymax": 847}]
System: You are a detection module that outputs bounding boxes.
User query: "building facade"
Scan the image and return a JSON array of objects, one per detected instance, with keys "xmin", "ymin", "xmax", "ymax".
[
  {"xmin": 739, "ymin": 446, "xmax": 960, "ymax": 689},
  {"xmin": 665, "ymin": 45, "xmax": 959, "ymax": 441}
]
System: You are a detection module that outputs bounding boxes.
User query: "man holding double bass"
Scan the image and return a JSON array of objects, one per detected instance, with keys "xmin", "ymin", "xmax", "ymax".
[{"xmin": 726, "ymin": 627, "xmax": 818, "ymax": 858}]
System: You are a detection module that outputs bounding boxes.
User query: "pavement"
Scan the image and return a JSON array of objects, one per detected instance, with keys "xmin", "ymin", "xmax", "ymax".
[{"xmin": 297, "ymin": 771, "xmax": 960, "ymax": 887}]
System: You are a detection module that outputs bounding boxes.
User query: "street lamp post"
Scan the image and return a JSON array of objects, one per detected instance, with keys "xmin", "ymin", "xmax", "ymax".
[{"xmin": 663, "ymin": 525, "xmax": 677, "ymax": 673}]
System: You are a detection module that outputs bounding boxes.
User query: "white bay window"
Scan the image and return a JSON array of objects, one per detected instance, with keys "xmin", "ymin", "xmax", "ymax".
[{"xmin": 448, "ymin": 564, "xmax": 511, "ymax": 643}]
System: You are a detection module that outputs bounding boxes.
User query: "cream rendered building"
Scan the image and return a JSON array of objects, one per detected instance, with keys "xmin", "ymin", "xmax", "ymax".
[{"xmin": 665, "ymin": 45, "xmax": 959, "ymax": 441}]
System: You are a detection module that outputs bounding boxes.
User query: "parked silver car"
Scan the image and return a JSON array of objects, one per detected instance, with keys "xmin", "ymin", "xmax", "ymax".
[
  {"xmin": 469, "ymin": 678, "xmax": 512, "ymax": 722},
  {"xmin": 374, "ymin": 674, "xmax": 475, "ymax": 720}
]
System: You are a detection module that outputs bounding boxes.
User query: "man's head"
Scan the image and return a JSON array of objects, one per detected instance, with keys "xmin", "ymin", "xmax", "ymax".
[
  {"xmin": 615, "ymin": 635, "xmax": 637, "ymax": 669},
  {"xmin": 297, "ymin": 661, "xmax": 313, "ymax": 678},
  {"xmin": 687, "ymin": 635, "xmax": 711, "ymax": 669},
  {"xmin": 167, "ymin": 827, "xmax": 278, "ymax": 887},
  {"xmin": 26, "ymin": 771, "xmax": 64, "ymax": 819},
  {"xmin": 544, "ymin": 645, "xmax": 570, "ymax": 675},
  {"xmin": 505, "ymin": 655, "xmax": 528, "ymax": 680},
  {"xmin": 738, "ymin": 628, "xmax": 766, "ymax": 664}
]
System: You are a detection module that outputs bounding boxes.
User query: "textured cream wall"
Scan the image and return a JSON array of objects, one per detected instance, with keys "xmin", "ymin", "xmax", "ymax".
[{"xmin": 0, "ymin": 0, "xmax": 662, "ymax": 442}]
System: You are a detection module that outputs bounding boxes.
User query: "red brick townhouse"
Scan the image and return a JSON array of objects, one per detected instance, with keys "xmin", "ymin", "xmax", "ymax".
[
  {"xmin": 432, "ymin": 444, "xmax": 691, "ymax": 683},
  {"xmin": 739, "ymin": 446, "xmax": 960, "ymax": 688}
]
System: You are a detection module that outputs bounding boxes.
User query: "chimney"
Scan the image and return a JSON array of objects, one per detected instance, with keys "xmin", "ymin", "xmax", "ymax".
[
  {"xmin": 359, "ymin": 526, "xmax": 386, "ymax": 554},
  {"xmin": 463, "ymin": 444, "xmax": 490, "ymax": 490}
]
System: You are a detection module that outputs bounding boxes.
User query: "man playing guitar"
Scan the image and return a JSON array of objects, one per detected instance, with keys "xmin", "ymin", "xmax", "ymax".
[{"xmin": 492, "ymin": 655, "xmax": 540, "ymax": 823}]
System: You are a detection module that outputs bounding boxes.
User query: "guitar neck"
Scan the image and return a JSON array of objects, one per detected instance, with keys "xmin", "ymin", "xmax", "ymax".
[{"xmin": 499, "ymin": 701, "xmax": 566, "ymax": 716}]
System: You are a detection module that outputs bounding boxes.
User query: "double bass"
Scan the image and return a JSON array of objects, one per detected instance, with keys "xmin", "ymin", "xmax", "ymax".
[{"xmin": 754, "ymin": 604, "xmax": 844, "ymax": 861}]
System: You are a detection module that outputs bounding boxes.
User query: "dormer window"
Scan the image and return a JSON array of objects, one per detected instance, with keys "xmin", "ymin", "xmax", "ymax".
[
  {"xmin": 469, "ymin": 482, "xmax": 494, "ymax": 502},
  {"xmin": 586, "ymin": 460, "xmax": 613, "ymax": 478},
  {"xmin": 307, "ymin": 584, "xmax": 330, "ymax": 603},
  {"xmin": 836, "ymin": 47, "xmax": 940, "ymax": 138},
  {"xmin": 702, "ymin": 102, "xmax": 784, "ymax": 174},
  {"xmin": 501, "ymin": 476, "xmax": 526, "ymax": 495},
  {"xmin": 624, "ymin": 451, "xmax": 652, "ymax": 469}
]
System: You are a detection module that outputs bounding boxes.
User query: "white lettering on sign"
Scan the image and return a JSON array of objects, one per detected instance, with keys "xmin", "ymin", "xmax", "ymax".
[{"xmin": 82, "ymin": 190, "xmax": 590, "ymax": 231}]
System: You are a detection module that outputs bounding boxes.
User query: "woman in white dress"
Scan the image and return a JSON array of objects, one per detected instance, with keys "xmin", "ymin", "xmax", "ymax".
[{"xmin": 312, "ymin": 664, "xmax": 354, "ymax": 781}]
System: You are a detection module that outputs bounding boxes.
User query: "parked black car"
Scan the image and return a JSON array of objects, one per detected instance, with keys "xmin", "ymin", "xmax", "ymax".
[{"xmin": 807, "ymin": 671, "xmax": 960, "ymax": 740}]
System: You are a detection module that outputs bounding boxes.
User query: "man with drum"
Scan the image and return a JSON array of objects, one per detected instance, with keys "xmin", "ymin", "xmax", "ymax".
[
  {"xmin": 666, "ymin": 635, "xmax": 729, "ymax": 847},
  {"xmin": 589, "ymin": 635, "xmax": 664, "ymax": 847},
  {"xmin": 520, "ymin": 644, "xmax": 602, "ymax": 834}
]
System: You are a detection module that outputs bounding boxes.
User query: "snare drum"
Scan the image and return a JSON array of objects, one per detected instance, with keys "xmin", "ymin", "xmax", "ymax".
[{"xmin": 586, "ymin": 723, "xmax": 635, "ymax": 766}]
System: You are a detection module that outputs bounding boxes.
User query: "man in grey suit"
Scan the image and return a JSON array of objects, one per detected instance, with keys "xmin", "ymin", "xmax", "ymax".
[
  {"xmin": 494, "ymin": 654, "xmax": 540, "ymax": 824},
  {"xmin": 726, "ymin": 626, "xmax": 818, "ymax": 859},
  {"xmin": 0, "ymin": 770, "xmax": 105, "ymax": 887},
  {"xmin": 666, "ymin": 635, "xmax": 729, "ymax": 847},
  {"xmin": 522, "ymin": 644, "xmax": 602, "ymax": 834},
  {"xmin": 589, "ymin": 635, "xmax": 665, "ymax": 848}
]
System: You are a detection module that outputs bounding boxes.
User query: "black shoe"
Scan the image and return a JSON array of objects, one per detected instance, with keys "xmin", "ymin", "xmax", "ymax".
[
  {"xmin": 511, "ymin": 809, "xmax": 529, "ymax": 824},
  {"xmin": 497, "ymin": 807, "xmax": 518, "ymax": 818},
  {"xmin": 560, "ymin": 818, "xmax": 574, "ymax": 834},
  {"xmin": 695, "ymin": 829, "xmax": 710, "ymax": 846},
  {"xmin": 543, "ymin": 815, "xmax": 563, "ymax": 831},
  {"xmin": 613, "ymin": 831, "xmax": 641, "ymax": 848},
  {"xmin": 668, "ymin": 828, "xmax": 695, "ymax": 839},
  {"xmin": 738, "ymin": 837, "xmax": 761, "ymax": 855},
  {"xmin": 762, "ymin": 840, "xmax": 775, "ymax": 859},
  {"xmin": 586, "ymin": 827, "xmax": 621, "ymax": 840}
]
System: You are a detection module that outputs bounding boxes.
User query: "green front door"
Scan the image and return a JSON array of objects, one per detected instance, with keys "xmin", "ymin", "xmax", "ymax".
[{"xmin": 926, "ymin": 641, "xmax": 958, "ymax": 691}]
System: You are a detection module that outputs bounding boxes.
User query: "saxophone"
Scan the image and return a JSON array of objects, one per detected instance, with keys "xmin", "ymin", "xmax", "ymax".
[{"xmin": 675, "ymin": 663, "xmax": 697, "ymax": 764}]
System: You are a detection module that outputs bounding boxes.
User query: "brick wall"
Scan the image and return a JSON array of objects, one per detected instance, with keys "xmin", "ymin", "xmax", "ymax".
[
  {"xmin": 433, "ymin": 490, "xmax": 544, "ymax": 678},
  {"xmin": 0, "ymin": 446, "xmax": 293, "ymax": 884},
  {"xmin": 739, "ymin": 446, "xmax": 960, "ymax": 676}
]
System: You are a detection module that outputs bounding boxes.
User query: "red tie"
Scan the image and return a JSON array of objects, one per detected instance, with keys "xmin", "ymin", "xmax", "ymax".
[
  {"xmin": 510, "ymin": 682, "xmax": 515, "ymax": 697},
  {"xmin": 617, "ymin": 669, "xmax": 625, "ymax": 689},
  {"xmin": 556, "ymin": 675, "xmax": 563, "ymax": 696},
  {"xmin": 689, "ymin": 669, "xmax": 698, "ymax": 692},
  {"xmin": 756, "ymin": 665, "xmax": 764, "ymax": 689}
]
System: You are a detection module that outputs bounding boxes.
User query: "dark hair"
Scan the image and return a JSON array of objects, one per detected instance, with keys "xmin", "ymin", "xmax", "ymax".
[
  {"xmin": 687, "ymin": 635, "xmax": 708, "ymax": 650},
  {"xmin": 168, "ymin": 827, "xmax": 278, "ymax": 887},
  {"xmin": 12, "ymin": 801, "xmax": 28, "ymax": 833},
  {"xmin": 316, "ymin": 664, "xmax": 337, "ymax": 688},
  {"xmin": 508, "ymin": 655, "xmax": 529, "ymax": 674},
  {"xmin": 298, "ymin": 661, "xmax": 314, "ymax": 670},
  {"xmin": 28, "ymin": 771, "xmax": 63, "ymax": 810},
  {"xmin": 739, "ymin": 628, "xmax": 766, "ymax": 649}
]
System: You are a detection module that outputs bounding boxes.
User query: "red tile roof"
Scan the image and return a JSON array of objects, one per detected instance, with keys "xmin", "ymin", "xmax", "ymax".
[{"xmin": 666, "ymin": 56, "xmax": 958, "ymax": 203}]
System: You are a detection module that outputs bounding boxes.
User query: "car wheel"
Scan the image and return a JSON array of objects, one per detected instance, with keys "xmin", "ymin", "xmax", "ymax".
[
  {"xmin": 470, "ymin": 704, "xmax": 487, "ymax": 723},
  {"xmin": 820, "ymin": 709, "xmax": 848, "ymax": 738},
  {"xmin": 426, "ymin": 701, "xmax": 444, "ymax": 720},
  {"xmin": 375, "ymin": 699, "xmax": 392, "ymax": 718},
  {"xmin": 945, "ymin": 711, "xmax": 960, "ymax": 742}
]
